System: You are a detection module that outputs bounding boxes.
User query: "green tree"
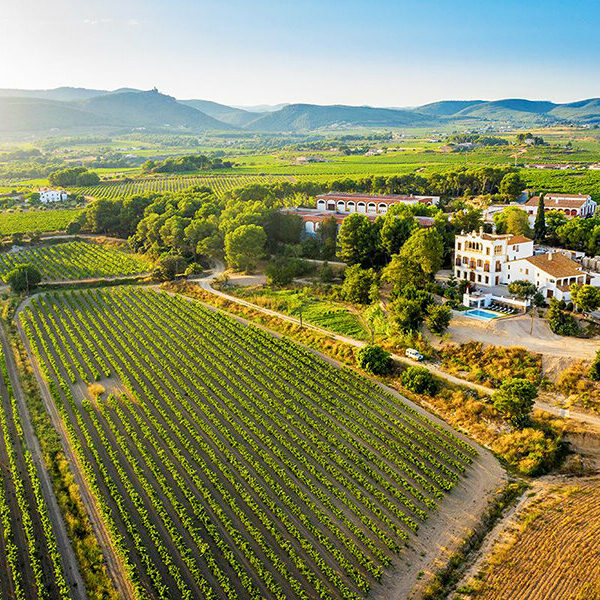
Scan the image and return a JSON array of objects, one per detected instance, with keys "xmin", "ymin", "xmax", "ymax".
[
  {"xmin": 499, "ymin": 172, "xmax": 525, "ymax": 201},
  {"xmin": 547, "ymin": 298, "xmax": 579, "ymax": 336},
  {"xmin": 508, "ymin": 280, "xmax": 537, "ymax": 300},
  {"xmin": 398, "ymin": 228, "xmax": 444, "ymax": 277},
  {"xmin": 341, "ymin": 265, "xmax": 378, "ymax": 304},
  {"xmin": 570, "ymin": 283, "xmax": 600, "ymax": 313},
  {"xmin": 152, "ymin": 254, "xmax": 186, "ymax": 281},
  {"xmin": 400, "ymin": 366, "xmax": 438, "ymax": 395},
  {"xmin": 356, "ymin": 345, "xmax": 393, "ymax": 375},
  {"xmin": 507, "ymin": 209, "xmax": 531, "ymax": 236},
  {"xmin": 545, "ymin": 210, "xmax": 568, "ymax": 243},
  {"xmin": 224, "ymin": 224, "xmax": 266, "ymax": 272},
  {"xmin": 379, "ymin": 213, "xmax": 416, "ymax": 256},
  {"xmin": 5, "ymin": 263, "xmax": 42, "ymax": 293},
  {"xmin": 533, "ymin": 194, "xmax": 546, "ymax": 242},
  {"xmin": 391, "ymin": 298, "xmax": 425, "ymax": 333},
  {"xmin": 425, "ymin": 304, "xmax": 452, "ymax": 335},
  {"xmin": 337, "ymin": 214, "xmax": 375, "ymax": 266},
  {"xmin": 381, "ymin": 256, "xmax": 428, "ymax": 296},
  {"xmin": 589, "ymin": 349, "xmax": 600, "ymax": 381},
  {"xmin": 492, "ymin": 378, "xmax": 538, "ymax": 428},
  {"xmin": 450, "ymin": 205, "xmax": 483, "ymax": 234}
]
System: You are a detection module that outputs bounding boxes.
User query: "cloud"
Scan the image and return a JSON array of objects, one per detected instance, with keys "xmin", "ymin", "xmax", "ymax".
[{"xmin": 83, "ymin": 18, "xmax": 112, "ymax": 26}]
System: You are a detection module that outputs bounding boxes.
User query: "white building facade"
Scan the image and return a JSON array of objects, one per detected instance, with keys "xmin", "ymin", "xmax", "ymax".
[
  {"xmin": 315, "ymin": 192, "xmax": 440, "ymax": 216},
  {"xmin": 455, "ymin": 230, "xmax": 590, "ymax": 300},
  {"xmin": 454, "ymin": 231, "xmax": 534, "ymax": 287},
  {"xmin": 39, "ymin": 189, "xmax": 68, "ymax": 203},
  {"xmin": 524, "ymin": 193, "xmax": 597, "ymax": 219}
]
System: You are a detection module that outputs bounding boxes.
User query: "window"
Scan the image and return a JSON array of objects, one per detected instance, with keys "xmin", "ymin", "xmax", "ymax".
[
  {"xmin": 477, "ymin": 274, "xmax": 481, "ymax": 282},
  {"xmin": 457, "ymin": 242, "xmax": 462, "ymax": 251},
  {"xmin": 485, "ymin": 276, "xmax": 489, "ymax": 284},
  {"xmin": 486, "ymin": 247, "xmax": 490, "ymax": 255}
]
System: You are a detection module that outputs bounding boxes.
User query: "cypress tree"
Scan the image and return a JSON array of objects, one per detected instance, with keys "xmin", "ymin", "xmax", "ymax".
[{"xmin": 534, "ymin": 193, "xmax": 546, "ymax": 242}]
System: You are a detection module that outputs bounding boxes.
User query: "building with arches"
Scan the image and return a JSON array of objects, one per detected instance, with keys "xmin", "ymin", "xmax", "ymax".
[{"xmin": 524, "ymin": 193, "xmax": 596, "ymax": 219}]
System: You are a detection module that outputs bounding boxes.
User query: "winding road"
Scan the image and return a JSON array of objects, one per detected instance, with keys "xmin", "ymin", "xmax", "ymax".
[{"xmin": 197, "ymin": 260, "xmax": 600, "ymax": 430}]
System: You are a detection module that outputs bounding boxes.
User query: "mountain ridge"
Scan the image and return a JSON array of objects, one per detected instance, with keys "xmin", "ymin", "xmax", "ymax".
[{"xmin": 1, "ymin": 87, "xmax": 600, "ymax": 134}]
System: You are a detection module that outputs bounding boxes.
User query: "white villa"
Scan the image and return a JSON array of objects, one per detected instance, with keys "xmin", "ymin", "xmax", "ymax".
[
  {"xmin": 454, "ymin": 231, "xmax": 533, "ymax": 287},
  {"xmin": 39, "ymin": 189, "xmax": 68, "ymax": 203},
  {"xmin": 455, "ymin": 230, "xmax": 590, "ymax": 300}
]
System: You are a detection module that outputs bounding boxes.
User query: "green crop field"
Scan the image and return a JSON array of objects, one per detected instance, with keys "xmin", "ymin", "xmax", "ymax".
[
  {"xmin": 0, "ymin": 209, "xmax": 83, "ymax": 235},
  {"xmin": 0, "ymin": 241, "xmax": 150, "ymax": 282},
  {"xmin": 21, "ymin": 286, "xmax": 475, "ymax": 600},
  {"xmin": 0, "ymin": 354, "xmax": 71, "ymax": 600},
  {"xmin": 230, "ymin": 287, "xmax": 369, "ymax": 340},
  {"xmin": 75, "ymin": 174, "xmax": 290, "ymax": 199}
]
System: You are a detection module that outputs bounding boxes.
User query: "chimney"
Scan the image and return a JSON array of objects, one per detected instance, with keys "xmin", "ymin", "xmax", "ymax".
[{"xmin": 548, "ymin": 252, "xmax": 553, "ymax": 261}]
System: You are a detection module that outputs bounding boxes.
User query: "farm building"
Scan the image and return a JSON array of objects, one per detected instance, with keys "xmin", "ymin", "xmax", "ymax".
[
  {"xmin": 39, "ymin": 188, "xmax": 68, "ymax": 203},
  {"xmin": 455, "ymin": 230, "xmax": 594, "ymax": 300},
  {"xmin": 315, "ymin": 192, "xmax": 440, "ymax": 215},
  {"xmin": 524, "ymin": 193, "xmax": 596, "ymax": 219}
]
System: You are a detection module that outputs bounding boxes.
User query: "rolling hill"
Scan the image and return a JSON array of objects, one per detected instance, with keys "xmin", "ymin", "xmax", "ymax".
[
  {"xmin": 244, "ymin": 103, "xmax": 432, "ymax": 131},
  {"xmin": 1, "ymin": 86, "xmax": 600, "ymax": 134},
  {"xmin": 179, "ymin": 99, "xmax": 259, "ymax": 126},
  {"xmin": 79, "ymin": 90, "xmax": 231, "ymax": 129}
]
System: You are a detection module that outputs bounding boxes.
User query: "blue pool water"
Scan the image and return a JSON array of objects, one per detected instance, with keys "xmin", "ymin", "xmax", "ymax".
[{"xmin": 464, "ymin": 308, "xmax": 501, "ymax": 320}]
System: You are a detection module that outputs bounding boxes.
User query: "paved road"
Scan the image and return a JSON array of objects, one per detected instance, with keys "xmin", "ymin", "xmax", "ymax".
[
  {"xmin": 0, "ymin": 325, "xmax": 87, "ymax": 599},
  {"xmin": 197, "ymin": 261, "xmax": 600, "ymax": 430},
  {"xmin": 15, "ymin": 318, "xmax": 137, "ymax": 600}
]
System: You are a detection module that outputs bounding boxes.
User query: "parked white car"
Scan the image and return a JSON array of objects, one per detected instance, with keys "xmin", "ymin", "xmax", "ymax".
[{"xmin": 405, "ymin": 348, "xmax": 424, "ymax": 361}]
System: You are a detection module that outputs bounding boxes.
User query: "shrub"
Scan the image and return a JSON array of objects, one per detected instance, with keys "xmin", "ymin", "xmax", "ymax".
[
  {"xmin": 547, "ymin": 298, "xmax": 579, "ymax": 336},
  {"xmin": 492, "ymin": 378, "xmax": 538, "ymax": 428},
  {"xmin": 5, "ymin": 263, "xmax": 42, "ymax": 293},
  {"xmin": 356, "ymin": 345, "xmax": 393, "ymax": 375},
  {"xmin": 401, "ymin": 366, "xmax": 438, "ymax": 395},
  {"xmin": 340, "ymin": 264, "xmax": 378, "ymax": 304},
  {"xmin": 426, "ymin": 304, "xmax": 452, "ymax": 335}
]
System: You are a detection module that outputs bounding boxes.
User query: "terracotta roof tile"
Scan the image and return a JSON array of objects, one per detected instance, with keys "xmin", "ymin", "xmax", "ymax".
[{"xmin": 524, "ymin": 252, "xmax": 584, "ymax": 279}]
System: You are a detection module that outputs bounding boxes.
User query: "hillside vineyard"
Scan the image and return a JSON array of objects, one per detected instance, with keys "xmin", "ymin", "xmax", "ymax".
[{"xmin": 20, "ymin": 287, "xmax": 476, "ymax": 600}]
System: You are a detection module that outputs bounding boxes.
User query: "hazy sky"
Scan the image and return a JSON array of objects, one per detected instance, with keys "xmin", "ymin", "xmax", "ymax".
[{"xmin": 1, "ymin": 0, "xmax": 599, "ymax": 106}]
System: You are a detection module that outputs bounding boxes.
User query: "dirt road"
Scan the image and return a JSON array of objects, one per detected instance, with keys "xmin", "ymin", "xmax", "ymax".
[
  {"xmin": 197, "ymin": 262, "xmax": 600, "ymax": 430},
  {"xmin": 0, "ymin": 325, "xmax": 87, "ymax": 599}
]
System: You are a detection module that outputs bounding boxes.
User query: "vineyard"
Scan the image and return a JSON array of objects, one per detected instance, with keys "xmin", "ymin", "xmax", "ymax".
[
  {"xmin": 75, "ymin": 174, "xmax": 289, "ymax": 199},
  {"xmin": 460, "ymin": 480, "xmax": 600, "ymax": 600},
  {"xmin": 0, "ymin": 352, "xmax": 71, "ymax": 600},
  {"xmin": 0, "ymin": 209, "xmax": 83, "ymax": 235},
  {"xmin": 20, "ymin": 286, "xmax": 477, "ymax": 600},
  {"xmin": 0, "ymin": 241, "xmax": 151, "ymax": 282}
]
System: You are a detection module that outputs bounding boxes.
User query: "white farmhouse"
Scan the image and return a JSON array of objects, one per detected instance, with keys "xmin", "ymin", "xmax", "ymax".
[
  {"xmin": 39, "ymin": 189, "xmax": 68, "ymax": 203},
  {"xmin": 505, "ymin": 252, "xmax": 586, "ymax": 300},
  {"xmin": 455, "ymin": 230, "xmax": 590, "ymax": 300}
]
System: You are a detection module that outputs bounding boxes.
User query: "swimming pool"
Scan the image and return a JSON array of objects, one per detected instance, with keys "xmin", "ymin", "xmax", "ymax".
[{"xmin": 464, "ymin": 308, "xmax": 502, "ymax": 320}]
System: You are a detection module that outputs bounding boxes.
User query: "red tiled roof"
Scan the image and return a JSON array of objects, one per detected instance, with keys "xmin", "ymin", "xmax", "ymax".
[
  {"xmin": 507, "ymin": 235, "xmax": 533, "ymax": 245},
  {"xmin": 524, "ymin": 252, "xmax": 584, "ymax": 279},
  {"xmin": 526, "ymin": 195, "xmax": 590, "ymax": 209}
]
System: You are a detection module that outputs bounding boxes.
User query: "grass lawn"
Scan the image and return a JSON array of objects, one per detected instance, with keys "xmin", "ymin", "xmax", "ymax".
[{"xmin": 229, "ymin": 286, "xmax": 370, "ymax": 340}]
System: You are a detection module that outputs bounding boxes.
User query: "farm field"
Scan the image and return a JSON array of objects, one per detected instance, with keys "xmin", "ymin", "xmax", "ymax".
[
  {"xmin": 0, "ymin": 209, "xmax": 83, "ymax": 235},
  {"xmin": 458, "ymin": 479, "xmax": 600, "ymax": 600},
  {"xmin": 0, "ymin": 241, "xmax": 151, "ymax": 282},
  {"xmin": 0, "ymin": 353, "xmax": 71, "ymax": 600},
  {"xmin": 228, "ymin": 287, "xmax": 370, "ymax": 340},
  {"xmin": 75, "ymin": 174, "xmax": 289, "ymax": 199},
  {"xmin": 20, "ymin": 286, "xmax": 477, "ymax": 600}
]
